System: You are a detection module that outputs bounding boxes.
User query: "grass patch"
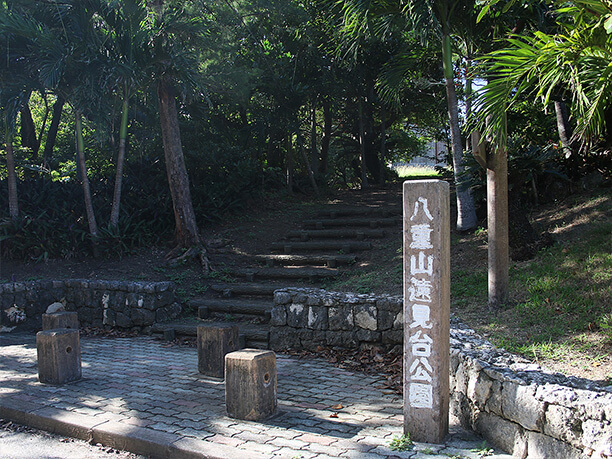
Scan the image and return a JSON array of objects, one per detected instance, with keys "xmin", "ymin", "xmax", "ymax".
[
  {"xmin": 395, "ymin": 165, "xmax": 441, "ymax": 179},
  {"xmin": 448, "ymin": 191, "xmax": 612, "ymax": 379},
  {"xmin": 331, "ymin": 263, "xmax": 402, "ymax": 294}
]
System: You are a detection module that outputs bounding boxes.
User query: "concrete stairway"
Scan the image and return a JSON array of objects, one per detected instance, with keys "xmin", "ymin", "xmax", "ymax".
[{"xmin": 157, "ymin": 199, "xmax": 402, "ymax": 349}]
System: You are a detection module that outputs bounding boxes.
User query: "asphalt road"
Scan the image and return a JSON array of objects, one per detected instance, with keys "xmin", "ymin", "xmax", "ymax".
[{"xmin": 0, "ymin": 420, "xmax": 146, "ymax": 459}]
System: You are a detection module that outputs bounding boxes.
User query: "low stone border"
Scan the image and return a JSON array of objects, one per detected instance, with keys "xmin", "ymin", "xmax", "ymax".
[
  {"xmin": 0, "ymin": 280, "xmax": 181, "ymax": 332},
  {"xmin": 271, "ymin": 288, "xmax": 612, "ymax": 458},
  {"xmin": 271, "ymin": 288, "xmax": 403, "ymax": 350}
]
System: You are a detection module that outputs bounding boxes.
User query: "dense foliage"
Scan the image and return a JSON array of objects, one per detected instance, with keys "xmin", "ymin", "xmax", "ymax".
[{"xmin": 0, "ymin": 0, "xmax": 610, "ymax": 260}]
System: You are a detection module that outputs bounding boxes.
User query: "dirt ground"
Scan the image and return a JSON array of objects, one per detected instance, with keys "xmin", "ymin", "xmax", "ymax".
[{"xmin": 1, "ymin": 182, "xmax": 611, "ymax": 384}]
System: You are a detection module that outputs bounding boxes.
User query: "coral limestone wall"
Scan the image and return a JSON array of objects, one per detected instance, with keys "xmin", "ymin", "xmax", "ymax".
[
  {"xmin": 271, "ymin": 288, "xmax": 612, "ymax": 458},
  {"xmin": 0, "ymin": 280, "xmax": 181, "ymax": 332}
]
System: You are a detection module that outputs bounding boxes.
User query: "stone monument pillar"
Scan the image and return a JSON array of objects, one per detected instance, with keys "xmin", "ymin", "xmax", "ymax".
[{"xmin": 403, "ymin": 180, "xmax": 450, "ymax": 443}]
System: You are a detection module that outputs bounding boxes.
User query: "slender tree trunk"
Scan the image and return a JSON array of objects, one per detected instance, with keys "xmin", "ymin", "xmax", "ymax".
[
  {"xmin": 310, "ymin": 96, "xmax": 319, "ymax": 181},
  {"xmin": 110, "ymin": 96, "xmax": 129, "ymax": 227},
  {"xmin": 472, "ymin": 130, "xmax": 509, "ymax": 308},
  {"xmin": 442, "ymin": 34, "xmax": 477, "ymax": 231},
  {"xmin": 358, "ymin": 96, "xmax": 368, "ymax": 189},
  {"xmin": 42, "ymin": 96, "xmax": 64, "ymax": 168},
  {"xmin": 380, "ymin": 105, "xmax": 387, "ymax": 185},
  {"xmin": 157, "ymin": 78, "xmax": 201, "ymax": 248},
  {"xmin": 5, "ymin": 125, "xmax": 19, "ymax": 219},
  {"xmin": 286, "ymin": 134, "xmax": 294, "ymax": 193},
  {"xmin": 20, "ymin": 103, "xmax": 39, "ymax": 159},
  {"xmin": 320, "ymin": 99, "xmax": 331, "ymax": 176},
  {"xmin": 486, "ymin": 145, "xmax": 509, "ymax": 308},
  {"xmin": 554, "ymin": 101, "xmax": 576, "ymax": 160},
  {"xmin": 298, "ymin": 132, "xmax": 320, "ymax": 197},
  {"xmin": 75, "ymin": 112, "xmax": 99, "ymax": 241}
]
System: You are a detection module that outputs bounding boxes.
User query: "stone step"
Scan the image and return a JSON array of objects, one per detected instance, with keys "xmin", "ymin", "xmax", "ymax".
[
  {"xmin": 255, "ymin": 254, "xmax": 356, "ymax": 268},
  {"xmin": 270, "ymin": 241, "xmax": 372, "ymax": 253},
  {"xmin": 316, "ymin": 206, "xmax": 401, "ymax": 218},
  {"xmin": 286, "ymin": 229, "xmax": 385, "ymax": 241},
  {"xmin": 210, "ymin": 283, "xmax": 282, "ymax": 297},
  {"xmin": 151, "ymin": 321, "xmax": 270, "ymax": 349},
  {"xmin": 303, "ymin": 217, "xmax": 401, "ymax": 229},
  {"xmin": 231, "ymin": 267, "xmax": 339, "ymax": 281},
  {"xmin": 189, "ymin": 298, "xmax": 271, "ymax": 319}
]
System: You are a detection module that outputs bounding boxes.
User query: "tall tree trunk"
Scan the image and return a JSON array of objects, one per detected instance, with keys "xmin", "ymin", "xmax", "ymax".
[
  {"xmin": 75, "ymin": 112, "xmax": 99, "ymax": 241},
  {"xmin": 310, "ymin": 96, "xmax": 319, "ymax": 181},
  {"xmin": 5, "ymin": 124, "xmax": 19, "ymax": 219},
  {"xmin": 299, "ymin": 132, "xmax": 320, "ymax": 197},
  {"xmin": 320, "ymin": 99, "xmax": 331, "ymax": 176},
  {"xmin": 110, "ymin": 96, "xmax": 129, "ymax": 227},
  {"xmin": 380, "ymin": 105, "xmax": 387, "ymax": 185},
  {"xmin": 486, "ymin": 145, "xmax": 509, "ymax": 308},
  {"xmin": 358, "ymin": 96, "xmax": 368, "ymax": 189},
  {"xmin": 442, "ymin": 34, "xmax": 477, "ymax": 231},
  {"xmin": 157, "ymin": 78, "xmax": 201, "ymax": 249},
  {"xmin": 286, "ymin": 134, "xmax": 294, "ymax": 193},
  {"xmin": 20, "ymin": 103, "xmax": 39, "ymax": 159},
  {"xmin": 42, "ymin": 96, "xmax": 64, "ymax": 168},
  {"xmin": 554, "ymin": 101, "xmax": 576, "ymax": 160},
  {"xmin": 473, "ymin": 130, "xmax": 509, "ymax": 308}
]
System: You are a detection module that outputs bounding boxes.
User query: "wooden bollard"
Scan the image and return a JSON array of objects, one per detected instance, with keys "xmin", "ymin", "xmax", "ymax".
[
  {"xmin": 36, "ymin": 329, "xmax": 82, "ymax": 385},
  {"xmin": 42, "ymin": 311, "xmax": 79, "ymax": 331},
  {"xmin": 197, "ymin": 324, "xmax": 239, "ymax": 378},
  {"xmin": 225, "ymin": 349, "xmax": 277, "ymax": 421}
]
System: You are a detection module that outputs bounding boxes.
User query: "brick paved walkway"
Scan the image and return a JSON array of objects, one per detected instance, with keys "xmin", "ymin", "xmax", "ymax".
[{"xmin": 0, "ymin": 333, "xmax": 512, "ymax": 459}]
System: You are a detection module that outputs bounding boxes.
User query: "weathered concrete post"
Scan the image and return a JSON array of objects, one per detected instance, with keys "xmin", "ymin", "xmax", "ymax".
[
  {"xmin": 225, "ymin": 349, "xmax": 277, "ymax": 421},
  {"xmin": 42, "ymin": 311, "xmax": 79, "ymax": 331},
  {"xmin": 36, "ymin": 328, "xmax": 82, "ymax": 385},
  {"xmin": 197, "ymin": 323, "xmax": 239, "ymax": 378},
  {"xmin": 403, "ymin": 180, "xmax": 450, "ymax": 443}
]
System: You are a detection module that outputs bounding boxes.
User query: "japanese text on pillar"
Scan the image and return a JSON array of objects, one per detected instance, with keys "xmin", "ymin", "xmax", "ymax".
[{"xmin": 408, "ymin": 197, "xmax": 434, "ymax": 409}]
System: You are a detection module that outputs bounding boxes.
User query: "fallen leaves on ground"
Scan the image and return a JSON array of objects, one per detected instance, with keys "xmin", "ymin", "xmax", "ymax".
[
  {"xmin": 286, "ymin": 346, "xmax": 403, "ymax": 395},
  {"xmin": 79, "ymin": 327, "xmax": 140, "ymax": 338}
]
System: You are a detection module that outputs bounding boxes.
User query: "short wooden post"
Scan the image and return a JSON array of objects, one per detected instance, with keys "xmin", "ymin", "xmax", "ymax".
[
  {"xmin": 403, "ymin": 180, "xmax": 450, "ymax": 443},
  {"xmin": 36, "ymin": 329, "xmax": 82, "ymax": 385},
  {"xmin": 197, "ymin": 323, "xmax": 239, "ymax": 378},
  {"xmin": 225, "ymin": 349, "xmax": 277, "ymax": 421},
  {"xmin": 42, "ymin": 311, "xmax": 79, "ymax": 331}
]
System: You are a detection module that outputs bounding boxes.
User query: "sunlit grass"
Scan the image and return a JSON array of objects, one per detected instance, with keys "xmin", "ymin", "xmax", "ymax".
[
  {"xmin": 395, "ymin": 165, "xmax": 442, "ymax": 178},
  {"xmin": 450, "ymin": 190, "xmax": 612, "ymax": 377}
]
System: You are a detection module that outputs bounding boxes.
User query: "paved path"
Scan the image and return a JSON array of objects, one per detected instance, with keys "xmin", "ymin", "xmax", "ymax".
[{"xmin": 0, "ymin": 333, "xmax": 512, "ymax": 459}]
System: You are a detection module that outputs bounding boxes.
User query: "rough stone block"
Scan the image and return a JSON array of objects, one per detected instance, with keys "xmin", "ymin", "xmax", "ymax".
[
  {"xmin": 36, "ymin": 329, "xmax": 82, "ymax": 385},
  {"xmin": 354, "ymin": 304, "xmax": 377, "ymax": 330},
  {"xmin": 526, "ymin": 431, "xmax": 583, "ymax": 459},
  {"xmin": 474, "ymin": 411, "xmax": 526, "ymax": 458},
  {"xmin": 225, "ymin": 349, "xmax": 277, "ymax": 421},
  {"xmin": 42, "ymin": 312, "xmax": 79, "ymax": 331},
  {"xmin": 328, "ymin": 307, "xmax": 353, "ymax": 331},
  {"xmin": 269, "ymin": 327, "xmax": 296, "ymax": 350},
  {"xmin": 502, "ymin": 382, "xmax": 544, "ymax": 432},
  {"xmin": 269, "ymin": 306, "xmax": 287, "ymax": 326},
  {"xmin": 286, "ymin": 303, "xmax": 307, "ymax": 328},
  {"xmin": 197, "ymin": 324, "xmax": 239, "ymax": 378},
  {"xmin": 307, "ymin": 306, "xmax": 328, "ymax": 330},
  {"xmin": 131, "ymin": 308, "xmax": 155, "ymax": 326}
]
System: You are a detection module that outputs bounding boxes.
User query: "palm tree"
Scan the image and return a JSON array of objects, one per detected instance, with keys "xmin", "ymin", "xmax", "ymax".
[
  {"xmin": 1, "ymin": 0, "xmax": 106, "ymax": 242},
  {"xmin": 148, "ymin": 0, "xmax": 211, "ymax": 268},
  {"xmin": 475, "ymin": 6, "xmax": 612, "ymax": 146},
  {"xmin": 337, "ymin": 0, "xmax": 479, "ymax": 231},
  {"xmin": 1, "ymin": 93, "xmax": 22, "ymax": 219},
  {"xmin": 98, "ymin": 0, "xmax": 149, "ymax": 228}
]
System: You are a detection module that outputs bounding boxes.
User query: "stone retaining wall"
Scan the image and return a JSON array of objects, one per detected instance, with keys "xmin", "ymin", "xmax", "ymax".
[
  {"xmin": 271, "ymin": 288, "xmax": 403, "ymax": 351},
  {"xmin": 271, "ymin": 288, "xmax": 612, "ymax": 458},
  {"xmin": 0, "ymin": 280, "xmax": 181, "ymax": 332}
]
